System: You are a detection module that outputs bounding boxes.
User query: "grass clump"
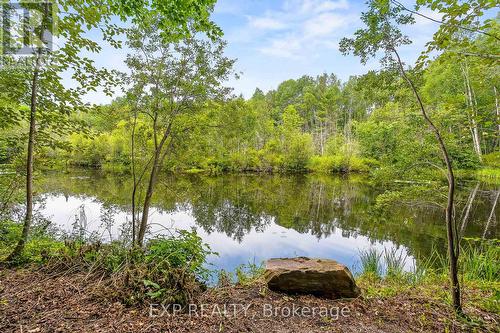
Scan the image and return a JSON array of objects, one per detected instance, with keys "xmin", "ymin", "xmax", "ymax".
[
  {"xmin": 359, "ymin": 248, "xmax": 382, "ymax": 278},
  {"xmin": 384, "ymin": 248, "xmax": 407, "ymax": 279},
  {"xmin": 430, "ymin": 239, "xmax": 500, "ymax": 282},
  {"xmin": 216, "ymin": 259, "xmax": 265, "ymax": 287},
  {"xmin": 356, "ymin": 240, "xmax": 500, "ymax": 310},
  {"xmin": 235, "ymin": 259, "xmax": 265, "ymax": 286}
]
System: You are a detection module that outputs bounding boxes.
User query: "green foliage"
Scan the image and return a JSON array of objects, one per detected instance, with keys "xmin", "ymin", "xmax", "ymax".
[
  {"xmin": 1, "ymin": 222, "xmax": 215, "ymax": 305},
  {"xmin": 477, "ymin": 168, "xmax": 500, "ymax": 184},
  {"xmin": 0, "ymin": 219, "xmax": 66, "ymax": 264},
  {"xmin": 146, "ymin": 230, "xmax": 215, "ymax": 281},
  {"xmin": 483, "ymin": 153, "xmax": 500, "ymax": 168},
  {"xmin": 308, "ymin": 155, "xmax": 371, "ymax": 173},
  {"xmin": 0, "ymin": 220, "xmax": 22, "ymax": 256},
  {"xmin": 359, "ymin": 240, "xmax": 500, "ymax": 286},
  {"xmin": 234, "ymin": 260, "xmax": 265, "ymax": 286},
  {"xmin": 384, "ymin": 248, "xmax": 407, "ymax": 279},
  {"xmin": 86, "ymin": 230, "xmax": 215, "ymax": 305},
  {"xmin": 282, "ymin": 133, "xmax": 314, "ymax": 171},
  {"xmin": 359, "ymin": 248, "xmax": 382, "ymax": 278}
]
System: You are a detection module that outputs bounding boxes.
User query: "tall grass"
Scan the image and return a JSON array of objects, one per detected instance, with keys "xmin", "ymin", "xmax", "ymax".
[
  {"xmin": 384, "ymin": 248, "xmax": 407, "ymax": 279},
  {"xmin": 358, "ymin": 240, "xmax": 499, "ymax": 284},
  {"xmin": 431, "ymin": 239, "xmax": 500, "ymax": 282},
  {"xmin": 359, "ymin": 248, "xmax": 382, "ymax": 277},
  {"xmin": 359, "ymin": 248, "xmax": 409, "ymax": 280}
]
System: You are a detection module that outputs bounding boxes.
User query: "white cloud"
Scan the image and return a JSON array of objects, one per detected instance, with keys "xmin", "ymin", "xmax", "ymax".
[
  {"xmin": 260, "ymin": 36, "xmax": 302, "ymax": 59},
  {"xmin": 247, "ymin": 16, "xmax": 287, "ymax": 30},
  {"xmin": 314, "ymin": 0, "xmax": 349, "ymax": 12},
  {"xmin": 284, "ymin": 0, "xmax": 349, "ymax": 15},
  {"xmin": 214, "ymin": 0, "xmax": 248, "ymax": 15},
  {"xmin": 303, "ymin": 13, "xmax": 347, "ymax": 37},
  {"xmin": 249, "ymin": 0, "xmax": 354, "ymax": 59},
  {"xmin": 414, "ymin": 8, "xmax": 443, "ymax": 26}
]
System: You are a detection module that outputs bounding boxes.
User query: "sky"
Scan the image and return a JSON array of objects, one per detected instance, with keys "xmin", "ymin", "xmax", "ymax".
[{"xmin": 82, "ymin": 0, "xmax": 444, "ymax": 104}]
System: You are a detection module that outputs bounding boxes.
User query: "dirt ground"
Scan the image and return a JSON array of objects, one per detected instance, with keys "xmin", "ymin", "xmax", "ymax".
[{"xmin": 0, "ymin": 268, "xmax": 498, "ymax": 333}]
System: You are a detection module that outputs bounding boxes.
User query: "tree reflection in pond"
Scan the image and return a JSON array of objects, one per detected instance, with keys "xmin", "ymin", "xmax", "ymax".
[{"xmin": 37, "ymin": 170, "xmax": 499, "ymax": 274}]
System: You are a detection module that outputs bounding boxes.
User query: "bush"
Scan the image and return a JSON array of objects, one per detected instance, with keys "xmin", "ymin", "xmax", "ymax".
[
  {"xmin": 104, "ymin": 230, "xmax": 216, "ymax": 305},
  {"xmin": 477, "ymin": 168, "xmax": 500, "ymax": 183},
  {"xmin": 227, "ymin": 149, "xmax": 262, "ymax": 172},
  {"xmin": 282, "ymin": 133, "xmax": 314, "ymax": 171},
  {"xmin": 146, "ymin": 230, "xmax": 215, "ymax": 281},
  {"xmin": 308, "ymin": 155, "xmax": 371, "ymax": 173},
  {"xmin": 2, "ymin": 222, "xmax": 215, "ymax": 306},
  {"xmin": 308, "ymin": 155, "xmax": 344, "ymax": 173},
  {"xmin": 483, "ymin": 152, "xmax": 500, "ymax": 168},
  {"xmin": 73, "ymin": 229, "xmax": 216, "ymax": 305}
]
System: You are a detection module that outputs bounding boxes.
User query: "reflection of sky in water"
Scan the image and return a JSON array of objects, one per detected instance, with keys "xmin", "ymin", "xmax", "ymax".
[{"xmin": 40, "ymin": 194, "xmax": 415, "ymax": 275}]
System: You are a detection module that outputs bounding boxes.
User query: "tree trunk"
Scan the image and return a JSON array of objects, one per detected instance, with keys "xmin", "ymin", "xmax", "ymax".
[
  {"xmin": 483, "ymin": 191, "xmax": 499, "ymax": 239},
  {"xmin": 6, "ymin": 2, "xmax": 49, "ymax": 260},
  {"xmin": 460, "ymin": 182, "xmax": 480, "ymax": 237},
  {"xmin": 136, "ymin": 123, "xmax": 173, "ymax": 247},
  {"xmin": 137, "ymin": 151, "xmax": 160, "ymax": 247},
  {"xmin": 131, "ymin": 108, "xmax": 138, "ymax": 246},
  {"xmin": 462, "ymin": 62, "xmax": 482, "ymax": 161},
  {"xmin": 494, "ymin": 86, "xmax": 500, "ymax": 149},
  {"xmin": 393, "ymin": 49, "xmax": 461, "ymax": 314},
  {"xmin": 319, "ymin": 122, "xmax": 324, "ymax": 155}
]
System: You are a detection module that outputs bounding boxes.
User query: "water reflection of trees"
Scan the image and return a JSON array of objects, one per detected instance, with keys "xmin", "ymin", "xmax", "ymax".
[
  {"xmin": 39, "ymin": 171, "xmax": 499, "ymax": 260},
  {"xmin": 163, "ymin": 174, "xmax": 376, "ymax": 241}
]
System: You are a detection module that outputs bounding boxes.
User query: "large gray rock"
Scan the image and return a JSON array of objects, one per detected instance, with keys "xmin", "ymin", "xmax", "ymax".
[{"xmin": 264, "ymin": 257, "xmax": 361, "ymax": 299}]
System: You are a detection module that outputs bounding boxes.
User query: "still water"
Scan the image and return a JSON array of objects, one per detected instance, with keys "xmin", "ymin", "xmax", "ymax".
[{"xmin": 34, "ymin": 170, "xmax": 499, "ymax": 275}]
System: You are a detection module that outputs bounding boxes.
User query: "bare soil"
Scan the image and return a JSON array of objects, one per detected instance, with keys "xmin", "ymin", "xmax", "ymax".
[{"xmin": 0, "ymin": 268, "xmax": 498, "ymax": 333}]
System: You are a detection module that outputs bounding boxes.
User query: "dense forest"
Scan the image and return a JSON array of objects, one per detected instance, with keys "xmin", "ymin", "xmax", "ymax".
[{"xmin": 2, "ymin": 28, "xmax": 498, "ymax": 176}]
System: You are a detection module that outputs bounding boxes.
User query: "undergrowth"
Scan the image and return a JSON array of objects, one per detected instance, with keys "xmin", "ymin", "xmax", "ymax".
[{"xmin": 1, "ymin": 220, "xmax": 215, "ymax": 306}]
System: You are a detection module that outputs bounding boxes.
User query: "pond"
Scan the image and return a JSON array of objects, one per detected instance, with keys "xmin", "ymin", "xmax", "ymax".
[{"xmin": 33, "ymin": 170, "xmax": 499, "ymax": 277}]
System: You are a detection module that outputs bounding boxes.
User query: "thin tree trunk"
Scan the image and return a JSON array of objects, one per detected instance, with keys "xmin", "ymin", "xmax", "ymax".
[
  {"xmin": 7, "ymin": 4, "xmax": 48, "ymax": 261},
  {"xmin": 483, "ymin": 191, "xmax": 499, "ymax": 239},
  {"xmin": 459, "ymin": 182, "xmax": 480, "ymax": 237},
  {"xmin": 494, "ymin": 86, "xmax": 500, "ymax": 149},
  {"xmin": 137, "ymin": 150, "xmax": 160, "ymax": 247},
  {"xmin": 392, "ymin": 48, "xmax": 461, "ymax": 313},
  {"xmin": 462, "ymin": 62, "xmax": 482, "ymax": 160},
  {"xmin": 136, "ymin": 123, "xmax": 173, "ymax": 247},
  {"xmin": 319, "ymin": 123, "xmax": 324, "ymax": 155},
  {"xmin": 131, "ymin": 108, "xmax": 138, "ymax": 246}
]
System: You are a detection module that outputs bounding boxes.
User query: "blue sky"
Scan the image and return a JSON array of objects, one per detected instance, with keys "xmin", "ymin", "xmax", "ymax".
[{"xmin": 83, "ymin": 0, "xmax": 444, "ymax": 104}]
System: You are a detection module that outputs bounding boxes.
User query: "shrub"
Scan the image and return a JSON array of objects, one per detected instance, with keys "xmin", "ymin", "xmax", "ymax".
[
  {"xmin": 146, "ymin": 230, "xmax": 215, "ymax": 281},
  {"xmin": 308, "ymin": 155, "xmax": 344, "ymax": 173},
  {"xmin": 74, "ymin": 229, "xmax": 216, "ymax": 305},
  {"xmin": 282, "ymin": 133, "xmax": 314, "ymax": 171},
  {"xmin": 483, "ymin": 152, "xmax": 500, "ymax": 168},
  {"xmin": 308, "ymin": 155, "xmax": 371, "ymax": 173}
]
